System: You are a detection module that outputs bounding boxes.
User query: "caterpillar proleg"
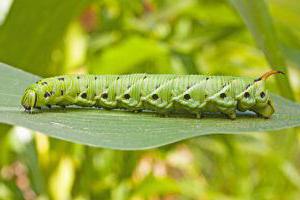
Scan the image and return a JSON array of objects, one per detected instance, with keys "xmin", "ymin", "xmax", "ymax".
[{"xmin": 21, "ymin": 70, "xmax": 283, "ymax": 119}]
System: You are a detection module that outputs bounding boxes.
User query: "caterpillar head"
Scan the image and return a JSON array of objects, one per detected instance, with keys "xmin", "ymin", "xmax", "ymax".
[{"xmin": 21, "ymin": 88, "xmax": 37, "ymax": 111}]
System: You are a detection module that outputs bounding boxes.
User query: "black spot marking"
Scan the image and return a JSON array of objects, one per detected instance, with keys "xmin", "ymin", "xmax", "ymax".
[
  {"xmin": 124, "ymin": 93, "xmax": 130, "ymax": 99},
  {"xmin": 77, "ymin": 76, "xmax": 80, "ymax": 79},
  {"xmin": 220, "ymin": 93, "xmax": 226, "ymax": 98},
  {"xmin": 58, "ymin": 77, "xmax": 64, "ymax": 81},
  {"xmin": 101, "ymin": 93, "xmax": 108, "ymax": 99},
  {"xmin": 254, "ymin": 77, "xmax": 261, "ymax": 82},
  {"xmin": 143, "ymin": 76, "xmax": 147, "ymax": 79},
  {"xmin": 244, "ymin": 92, "xmax": 250, "ymax": 98},
  {"xmin": 61, "ymin": 90, "xmax": 64, "ymax": 96},
  {"xmin": 46, "ymin": 105, "xmax": 51, "ymax": 108},
  {"xmin": 205, "ymin": 94, "xmax": 208, "ymax": 98},
  {"xmin": 116, "ymin": 76, "xmax": 120, "ymax": 80},
  {"xmin": 186, "ymin": 85, "xmax": 190, "ymax": 89},
  {"xmin": 260, "ymin": 92, "xmax": 265, "ymax": 98},
  {"xmin": 86, "ymin": 85, "xmax": 89, "ymax": 88},
  {"xmin": 81, "ymin": 93, "xmax": 87, "ymax": 99},
  {"xmin": 42, "ymin": 82, "xmax": 48, "ymax": 85},
  {"xmin": 246, "ymin": 84, "xmax": 250, "ymax": 89},
  {"xmin": 206, "ymin": 77, "xmax": 209, "ymax": 80},
  {"xmin": 44, "ymin": 92, "xmax": 51, "ymax": 98},
  {"xmin": 184, "ymin": 94, "xmax": 191, "ymax": 100},
  {"xmin": 152, "ymin": 94, "xmax": 159, "ymax": 100},
  {"xmin": 94, "ymin": 76, "xmax": 97, "ymax": 80}
]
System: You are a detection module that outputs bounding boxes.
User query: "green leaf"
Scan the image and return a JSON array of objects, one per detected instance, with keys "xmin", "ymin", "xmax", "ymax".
[
  {"xmin": 0, "ymin": 123, "xmax": 11, "ymax": 165},
  {"xmin": 0, "ymin": 0, "xmax": 90, "ymax": 76},
  {"xmin": 229, "ymin": 0, "xmax": 294, "ymax": 100},
  {"xmin": 88, "ymin": 36, "xmax": 171, "ymax": 74},
  {"xmin": 0, "ymin": 63, "xmax": 300, "ymax": 150},
  {"xmin": 132, "ymin": 175, "xmax": 180, "ymax": 197}
]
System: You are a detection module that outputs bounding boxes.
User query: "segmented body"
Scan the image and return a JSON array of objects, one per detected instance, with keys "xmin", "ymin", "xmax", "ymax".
[{"xmin": 21, "ymin": 73, "xmax": 277, "ymax": 119}]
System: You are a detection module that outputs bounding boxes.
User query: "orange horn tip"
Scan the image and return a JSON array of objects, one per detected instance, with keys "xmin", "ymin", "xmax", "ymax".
[{"xmin": 255, "ymin": 70, "xmax": 285, "ymax": 82}]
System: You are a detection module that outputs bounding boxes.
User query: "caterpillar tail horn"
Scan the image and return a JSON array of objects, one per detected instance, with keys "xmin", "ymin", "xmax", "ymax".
[{"xmin": 255, "ymin": 70, "xmax": 285, "ymax": 82}]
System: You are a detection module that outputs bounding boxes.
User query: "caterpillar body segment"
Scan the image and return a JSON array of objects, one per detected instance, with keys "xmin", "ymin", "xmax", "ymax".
[{"xmin": 21, "ymin": 71, "xmax": 282, "ymax": 119}]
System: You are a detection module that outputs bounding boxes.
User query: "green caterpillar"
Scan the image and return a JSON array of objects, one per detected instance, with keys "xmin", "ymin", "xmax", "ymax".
[{"xmin": 21, "ymin": 70, "xmax": 283, "ymax": 119}]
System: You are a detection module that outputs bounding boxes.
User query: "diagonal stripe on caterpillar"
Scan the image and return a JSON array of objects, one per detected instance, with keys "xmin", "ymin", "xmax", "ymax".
[{"xmin": 21, "ymin": 70, "xmax": 284, "ymax": 119}]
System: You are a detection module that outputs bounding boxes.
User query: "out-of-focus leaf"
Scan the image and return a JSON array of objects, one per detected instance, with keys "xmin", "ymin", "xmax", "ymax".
[
  {"xmin": 281, "ymin": 162, "xmax": 300, "ymax": 188},
  {"xmin": 49, "ymin": 157, "xmax": 75, "ymax": 200},
  {"xmin": 282, "ymin": 45, "xmax": 300, "ymax": 69},
  {"xmin": 229, "ymin": 0, "xmax": 294, "ymax": 100},
  {"xmin": 277, "ymin": 26, "xmax": 300, "ymax": 70},
  {"xmin": 0, "ymin": 123, "xmax": 10, "ymax": 134},
  {"xmin": 0, "ymin": 123, "xmax": 11, "ymax": 165},
  {"xmin": 132, "ymin": 175, "xmax": 180, "ymax": 197},
  {"xmin": 269, "ymin": 0, "xmax": 300, "ymax": 31},
  {"xmin": 199, "ymin": 41, "xmax": 268, "ymax": 75},
  {"xmin": 0, "ymin": 63, "xmax": 300, "ymax": 149},
  {"xmin": 0, "ymin": 0, "xmax": 90, "ymax": 76},
  {"xmin": 63, "ymin": 23, "xmax": 88, "ymax": 72},
  {"xmin": 88, "ymin": 36, "xmax": 171, "ymax": 74},
  {"xmin": 22, "ymin": 141, "xmax": 46, "ymax": 195}
]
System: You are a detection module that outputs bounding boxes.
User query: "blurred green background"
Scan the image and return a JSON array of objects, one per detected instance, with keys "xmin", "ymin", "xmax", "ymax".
[{"xmin": 0, "ymin": 0, "xmax": 300, "ymax": 199}]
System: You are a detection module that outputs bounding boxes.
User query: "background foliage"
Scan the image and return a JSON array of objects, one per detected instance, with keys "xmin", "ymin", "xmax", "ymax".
[{"xmin": 0, "ymin": 0, "xmax": 300, "ymax": 199}]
